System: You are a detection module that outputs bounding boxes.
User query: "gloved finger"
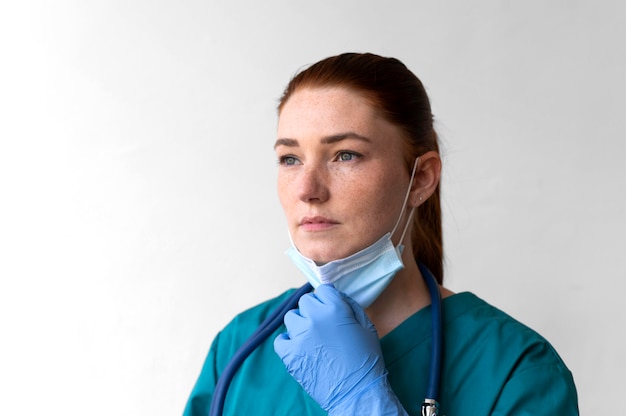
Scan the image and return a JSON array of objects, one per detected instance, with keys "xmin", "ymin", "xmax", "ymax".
[
  {"xmin": 296, "ymin": 291, "xmax": 323, "ymax": 318},
  {"xmin": 313, "ymin": 283, "xmax": 353, "ymax": 314},
  {"xmin": 313, "ymin": 283, "xmax": 343, "ymax": 303},
  {"xmin": 283, "ymin": 308, "xmax": 308, "ymax": 338},
  {"xmin": 314, "ymin": 283, "xmax": 369, "ymax": 322},
  {"xmin": 273, "ymin": 332, "xmax": 290, "ymax": 358},
  {"xmin": 340, "ymin": 292, "xmax": 377, "ymax": 333}
]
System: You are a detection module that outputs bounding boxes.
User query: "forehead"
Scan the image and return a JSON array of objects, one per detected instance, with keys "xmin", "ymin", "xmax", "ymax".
[{"xmin": 277, "ymin": 87, "xmax": 391, "ymax": 139}]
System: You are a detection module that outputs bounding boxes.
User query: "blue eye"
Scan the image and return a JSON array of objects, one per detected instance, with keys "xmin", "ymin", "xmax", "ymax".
[
  {"xmin": 279, "ymin": 155, "xmax": 299, "ymax": 166},
  {"xmin": 336, "ymin": 151, "xmax": 360, "ymax": 162}
]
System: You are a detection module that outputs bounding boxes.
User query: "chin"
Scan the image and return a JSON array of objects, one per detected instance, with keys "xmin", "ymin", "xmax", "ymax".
[{"xmin": 299, "ymin": 244, "xmax": 355, "ymax": 264}]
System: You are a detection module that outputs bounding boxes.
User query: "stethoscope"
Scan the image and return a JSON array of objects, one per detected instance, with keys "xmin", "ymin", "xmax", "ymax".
[{"xmin": 209, "ymin": 262, "xmax": 443, "ymax": 416}]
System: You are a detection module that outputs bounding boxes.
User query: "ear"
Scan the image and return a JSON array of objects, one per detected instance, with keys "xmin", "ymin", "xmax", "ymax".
[{"xmin": 408, "ymin": 151, "xmax": 441, "ymax": 208}]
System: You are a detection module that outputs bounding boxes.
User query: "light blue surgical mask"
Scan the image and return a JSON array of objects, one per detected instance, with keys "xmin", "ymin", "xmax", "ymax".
[{"xmin": 286, "ymin": 158, "xmax": 419, "ymax": 308}]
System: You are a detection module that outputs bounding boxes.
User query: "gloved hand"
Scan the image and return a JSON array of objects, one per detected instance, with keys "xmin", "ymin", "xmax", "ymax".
[{"xmin": 274, "ymin": 284, "xmax": 408, "ymax": 416}]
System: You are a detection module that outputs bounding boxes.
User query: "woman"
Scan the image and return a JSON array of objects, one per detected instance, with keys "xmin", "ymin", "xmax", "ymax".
[{"xmin": 184, "ymin": 53, "xmax": 578, "ymax": 415}]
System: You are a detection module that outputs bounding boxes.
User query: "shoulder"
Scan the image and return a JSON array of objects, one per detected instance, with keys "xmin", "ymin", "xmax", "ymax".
[
  {"xmin": 448, "ymin": 293, "xmax": 559, "ymax": 344},
  {"xmin": 446, "ymin": 292, "xmax": 568, "ymax": 366},
  {"xmin": 183, "ymin": 288, "xmax": 313, "ymax": 416},
  {"xmin": 215, "ymin": 288, "xmax": 300, "ymax": 351},
  {"xmin": 442, "ymin": 292, "xmax": 578, "ymax": 414},
  {"xmin": 228, "ymin": 288, "xmax": 299, "ymax": 326}
]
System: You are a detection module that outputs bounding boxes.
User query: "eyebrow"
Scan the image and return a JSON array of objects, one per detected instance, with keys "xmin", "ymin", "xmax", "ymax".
[{"xmin": 273, "ymin": 132, "xmax": 372, "ymax": 149}]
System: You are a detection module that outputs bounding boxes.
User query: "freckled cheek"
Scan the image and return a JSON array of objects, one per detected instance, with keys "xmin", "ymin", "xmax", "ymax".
[
  {"xmin": 346, "ymin": 176, "xmax": 401, "ymax": 223},
  {"xmin": 336, "ymin": 178, "xmax": 380, "ymax": 211}
]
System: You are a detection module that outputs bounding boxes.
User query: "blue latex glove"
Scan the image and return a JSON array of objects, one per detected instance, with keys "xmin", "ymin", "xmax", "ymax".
[{"xmin": 274, "ymin": 284, "xmax": 408, "ymax": 416}]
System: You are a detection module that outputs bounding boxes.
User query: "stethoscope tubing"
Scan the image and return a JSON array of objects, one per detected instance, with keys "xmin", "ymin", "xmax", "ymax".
[
  {"xmin": 209, "ymin": 283, "xmax": 313, "ymax": 416},
  {"xmin": 418, "ymin": 262, "xmax": 443, "ymax": 402}
]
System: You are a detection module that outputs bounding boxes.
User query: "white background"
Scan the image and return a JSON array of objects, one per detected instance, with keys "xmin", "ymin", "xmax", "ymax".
[{"xmin": 1, "ymin": 1, "xmax": 624, "ymax": 414}]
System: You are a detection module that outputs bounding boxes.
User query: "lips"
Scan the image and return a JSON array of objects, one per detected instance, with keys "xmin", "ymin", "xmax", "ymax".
[
  {"xmin": 300, "ymin": 216, "xmax": 339, "ymax": 225},
  {"xmin": 299, "ymin": 216, "xmax": 340, "ymax": 231}
]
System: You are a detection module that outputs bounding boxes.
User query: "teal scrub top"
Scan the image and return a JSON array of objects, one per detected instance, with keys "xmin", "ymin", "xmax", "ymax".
[{"xmin": 184, "ymin": 291, "xmax": 578, "ymax": 415}]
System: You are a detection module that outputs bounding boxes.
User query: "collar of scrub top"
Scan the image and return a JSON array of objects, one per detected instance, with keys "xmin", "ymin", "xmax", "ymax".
[{"xmin": 209, "ymin": 262, "xmax": 443, "ymax": 416}]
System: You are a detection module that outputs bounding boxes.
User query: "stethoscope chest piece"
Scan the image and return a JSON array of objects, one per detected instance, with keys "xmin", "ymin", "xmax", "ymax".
[{"xmin": 421, "ymin": 398, "xmax": 439, "ymax": 416}]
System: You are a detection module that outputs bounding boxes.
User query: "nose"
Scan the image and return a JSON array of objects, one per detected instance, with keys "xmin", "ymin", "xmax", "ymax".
[{"xmin": 297, "ymin": 164, "xmax": 329, "ymax": 203}]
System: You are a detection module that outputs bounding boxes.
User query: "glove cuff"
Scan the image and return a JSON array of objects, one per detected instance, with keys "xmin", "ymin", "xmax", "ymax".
[{"xmin": 329, "ymin": 373, "xmax": 409, "ymax": 416}]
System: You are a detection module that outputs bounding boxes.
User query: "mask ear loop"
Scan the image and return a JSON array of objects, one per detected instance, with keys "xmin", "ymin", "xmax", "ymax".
[{"xmin": 390, "ymin": 157, "xmax": 420, "ymax": 245}]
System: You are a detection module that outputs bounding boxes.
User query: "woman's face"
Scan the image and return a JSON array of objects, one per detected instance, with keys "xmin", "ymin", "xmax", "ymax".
[{"xmin": 275, "ymin": 87, "xmax": 413, "ymax": 264}]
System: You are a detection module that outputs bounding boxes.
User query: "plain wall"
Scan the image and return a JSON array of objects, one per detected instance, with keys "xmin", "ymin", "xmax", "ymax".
[{"xmin": 1, "ymin": 1, "xmax": 624, "ymax": 414}]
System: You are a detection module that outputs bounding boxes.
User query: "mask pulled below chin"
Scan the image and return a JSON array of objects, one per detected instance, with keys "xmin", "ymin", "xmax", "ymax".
[{"xmin": 285, "ymin": 232, "xmax": 405, "ymax": 308}]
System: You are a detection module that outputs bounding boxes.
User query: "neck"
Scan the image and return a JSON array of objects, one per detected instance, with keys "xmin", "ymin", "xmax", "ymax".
[{"xmin": 365, "ymin": 251, "xmax": 452, "ymax": 338}]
